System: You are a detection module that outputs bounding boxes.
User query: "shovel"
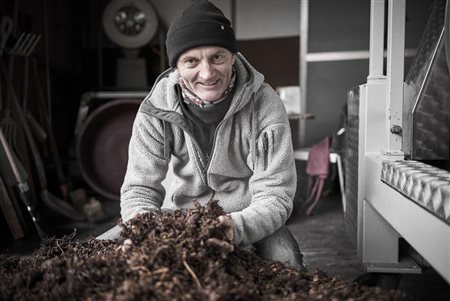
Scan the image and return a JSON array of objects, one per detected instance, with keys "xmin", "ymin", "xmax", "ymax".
[
  {"xmin": 0, "ymin": 59, "xmax": 85, "ymax": 222},
  {"xmin": 0, "ymin": 128, "xmax": 46, "ymax": 240}
]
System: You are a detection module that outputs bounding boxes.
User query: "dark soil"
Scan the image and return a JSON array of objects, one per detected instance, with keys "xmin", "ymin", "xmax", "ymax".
[{"xmin": 0, "ymin": 201, "xmax": 408, "ymax": 300}]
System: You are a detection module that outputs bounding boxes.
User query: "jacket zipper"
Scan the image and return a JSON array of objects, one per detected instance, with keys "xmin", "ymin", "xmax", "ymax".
[
  {"xmin": 147, "ymin": 116, "xmax": 210, "ymax": 184},
  {"xmin": 263, "ymin": 131, "xmax": 269, "ymax": 171},
  {"xmin": 142, "ymin": 88, "xmax": 210, "ymax": 184},
  {"xmin": 144, "ymin": 77, "xmax": 255, "ymax": 185},
  {"xmin": 204, "ymin": 88, "xmax": 251, "ymax": 177}
]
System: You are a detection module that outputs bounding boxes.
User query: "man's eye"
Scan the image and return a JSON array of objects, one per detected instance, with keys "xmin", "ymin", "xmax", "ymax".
[
  {"xmin": 211, "ymin": 54, "xmax": 225, "ymax": 63},
  {"xmin": 184, "ymin": 59, "xmax": 198, "ymax": 66}
]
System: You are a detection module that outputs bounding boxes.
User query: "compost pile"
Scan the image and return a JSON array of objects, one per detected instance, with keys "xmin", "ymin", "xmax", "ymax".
[{"xmin": 0, "ymin": 201, "xmax": 407, "ymax": 301}]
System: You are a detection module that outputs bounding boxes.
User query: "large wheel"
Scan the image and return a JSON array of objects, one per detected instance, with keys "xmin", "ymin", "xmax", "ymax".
[{"xmin": 76, "ymin": 99, "xmax": 141, "ymax": 201}]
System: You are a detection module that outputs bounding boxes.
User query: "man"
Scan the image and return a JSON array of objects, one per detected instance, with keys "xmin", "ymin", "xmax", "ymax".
[{"xmin": 98, "ymin": 0, "xmax": 305, "ymax": 271}]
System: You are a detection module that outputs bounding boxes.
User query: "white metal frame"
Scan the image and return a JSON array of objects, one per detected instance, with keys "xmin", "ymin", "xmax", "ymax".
[{"xmin": 358, "ymin": 0, "xmax": 450, "ymax": 283}]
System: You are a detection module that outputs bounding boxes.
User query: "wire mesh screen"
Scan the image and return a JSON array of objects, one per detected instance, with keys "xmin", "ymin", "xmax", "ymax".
[{"xmin": 344, "ymin": 86, "xmax": 360, "ymax": 247}]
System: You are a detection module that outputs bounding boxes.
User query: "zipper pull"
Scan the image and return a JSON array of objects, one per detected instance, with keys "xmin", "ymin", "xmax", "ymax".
[{"xmin": 263, "ymin": 132, "xmax": 269, "ymax": 151}]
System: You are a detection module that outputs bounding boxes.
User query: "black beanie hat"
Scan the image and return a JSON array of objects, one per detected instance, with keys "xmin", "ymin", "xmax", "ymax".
[{"xmin": 166, "ymin": 0, "xmax": 237, "ymax": 67}]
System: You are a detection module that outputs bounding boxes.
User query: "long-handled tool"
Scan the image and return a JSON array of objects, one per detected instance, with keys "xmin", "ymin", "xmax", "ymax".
[
  {"xmin": 0, "ymin": 59, "xmax": 85, "ymax": 222},
  {"xmin": 0, "ymin": 128, "xmax": 46, "ymax": 240},
  {"xmin": 0, "ymin": 176, "xmax": 25, "ymax": 240}
]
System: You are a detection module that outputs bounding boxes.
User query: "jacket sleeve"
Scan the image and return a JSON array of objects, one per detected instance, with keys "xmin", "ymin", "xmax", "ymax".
[
  {"xmin": 120, "ymin": 109, "xmax": 169, "ymax": 221},
  {"xmin": 230, "ymin": 87, "xmax": 297, "ymax": 246}
]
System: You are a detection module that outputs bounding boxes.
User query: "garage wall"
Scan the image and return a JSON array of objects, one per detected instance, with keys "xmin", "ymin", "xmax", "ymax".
[
  {"xmin": 151, "ymin": 0, "xmax": 300, "ymax": 40},
  {"xmin": 305, "ymin": 0, "xmax": 371, "ymax": 146},
  {"xmin": 304, "ymin": 0, "xmax": 435, "ymax": 146}
]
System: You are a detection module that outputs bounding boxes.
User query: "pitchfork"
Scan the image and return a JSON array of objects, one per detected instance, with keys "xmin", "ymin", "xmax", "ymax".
[
  {"xmin": 8, "ymin": 32, "xmax": 41, "ymax": 56},
  {"xmin": 0, "ymin": 16, "xmax": 41, "ymax": 57}
]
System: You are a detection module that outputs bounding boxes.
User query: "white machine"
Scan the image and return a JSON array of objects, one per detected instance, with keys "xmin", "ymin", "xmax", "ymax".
[{"xmin": 353, "ymin": 0, "xmax": 450, "ymax": 286}]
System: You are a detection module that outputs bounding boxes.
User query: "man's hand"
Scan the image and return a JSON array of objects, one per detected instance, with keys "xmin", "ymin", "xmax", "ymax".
[
  {"xmin": 207, "ymin": 215, "xmax": 235, "ymax": 253},
  {"xmin": 218, "ymin": 215, "xmax": 234, "ymax": 242}
]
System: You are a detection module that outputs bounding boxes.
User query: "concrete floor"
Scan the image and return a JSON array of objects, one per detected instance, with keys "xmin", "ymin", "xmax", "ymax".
[
  {"xmin": 288, "ymin": 186, "xmax": 450, "ymax": 301},
  {"xmin": 287, "ymin": 193, "xmax": 365, "ymax": 281}
]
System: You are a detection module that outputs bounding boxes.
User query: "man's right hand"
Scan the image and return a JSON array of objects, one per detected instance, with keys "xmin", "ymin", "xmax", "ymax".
[{"xmin": 218, "ymin": 215, "xmax": 234, "ymax": 242}]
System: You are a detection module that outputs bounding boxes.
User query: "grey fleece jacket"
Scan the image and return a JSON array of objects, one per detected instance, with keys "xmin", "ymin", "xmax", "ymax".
[{"xmin": 120, "ymin": 53, "xmax": 297, "ymax": 247}]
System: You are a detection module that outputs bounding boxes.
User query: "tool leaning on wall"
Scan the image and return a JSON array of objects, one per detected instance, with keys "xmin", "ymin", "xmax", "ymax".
[
  {"xmin": 0, "ymin": 127, "xmax": 46, "ymax": 240},
  {"xmin": 0, "ymin": 15, "xmax": 85, "ymax": 240}
]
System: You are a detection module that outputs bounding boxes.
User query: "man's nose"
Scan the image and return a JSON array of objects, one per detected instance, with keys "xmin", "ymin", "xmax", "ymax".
[{"xmin": 198, "ymin": 61, "xmax": 215, "ymax": 79}]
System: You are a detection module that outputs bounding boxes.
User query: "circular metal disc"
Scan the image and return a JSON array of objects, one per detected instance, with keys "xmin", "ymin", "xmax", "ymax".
[
  {"xmin": 76, "ymin": 99, "xmax": 141, "ymax": 201},
  {"xmin": 102, "ymin": 0, "xmax": 158, "ymax": 48}
]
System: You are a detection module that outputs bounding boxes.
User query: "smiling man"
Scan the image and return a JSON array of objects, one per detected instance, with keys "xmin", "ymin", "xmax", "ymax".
[
  {"xmin": 98, "ymin": 0, "xmax": 305, "ymax": 271},
  {"xmin": 177, "ymin": 47, "xmax": 235, "ymax": 102}
]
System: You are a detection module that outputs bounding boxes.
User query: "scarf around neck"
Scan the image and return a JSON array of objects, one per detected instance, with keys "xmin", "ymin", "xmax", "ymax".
[{"xmin": 179, "ymin": 69, "xmax": 236, "ymax": 108}]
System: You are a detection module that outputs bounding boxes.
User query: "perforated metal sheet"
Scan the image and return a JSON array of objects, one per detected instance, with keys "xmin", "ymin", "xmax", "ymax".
[
  {"xmin": 381, "ymin": 160, "xmax": 450, "ymax": 224},
  {"xmin": 344, "ymin": 86, "xmax": 360, "ymax": 247},
  {"xmin": 403, "ymin": 0, "xmax": 449, "ymax": 160}
]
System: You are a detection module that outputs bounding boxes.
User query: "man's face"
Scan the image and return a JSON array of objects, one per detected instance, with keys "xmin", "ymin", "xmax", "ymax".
[{"xmin": 176, "ymin": 46, "xmax": 235, "ymax": 102}]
